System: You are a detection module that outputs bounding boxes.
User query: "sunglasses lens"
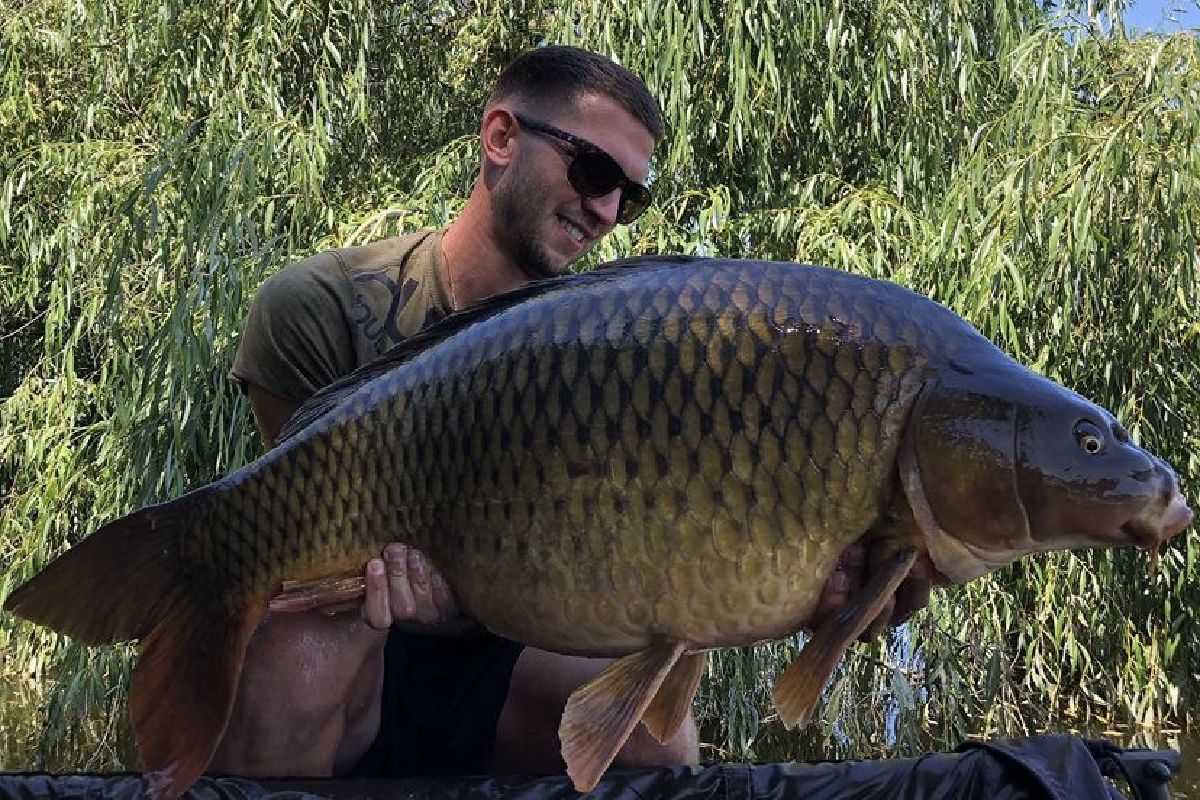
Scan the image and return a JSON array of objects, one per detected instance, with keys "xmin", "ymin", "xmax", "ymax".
[
  {"xmin": 569, "ymin": 152, "xmax": 652, "ymax": 224},
  {"xmin": 616, "ymin": 184, "xmax": 652, "ymax": 224},
  {"xmin": 568, "ymin": 151, "xmax": 624, "ymax": 196}
]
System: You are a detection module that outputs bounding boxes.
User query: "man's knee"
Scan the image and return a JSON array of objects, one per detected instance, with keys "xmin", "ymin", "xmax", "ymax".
[{"xmin": 616, "ymin": 709, "xmax": 700, "ymax": 767}]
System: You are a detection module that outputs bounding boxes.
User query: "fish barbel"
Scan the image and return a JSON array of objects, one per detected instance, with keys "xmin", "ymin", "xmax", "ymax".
[{"xmin": 4, "ymin": 257, "xmax": 1192, "ymax": 796}]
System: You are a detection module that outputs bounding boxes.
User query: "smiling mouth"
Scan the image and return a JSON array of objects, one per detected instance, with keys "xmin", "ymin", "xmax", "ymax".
[{"xmin": 557, "ymin": 214, "xmax": 589, "ymax": 244}]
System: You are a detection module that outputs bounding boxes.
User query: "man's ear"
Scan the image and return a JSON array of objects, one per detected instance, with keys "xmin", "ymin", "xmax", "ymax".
[{"xmin": 481, "ymin": 107, "xmax": 519, "ymax": 168}]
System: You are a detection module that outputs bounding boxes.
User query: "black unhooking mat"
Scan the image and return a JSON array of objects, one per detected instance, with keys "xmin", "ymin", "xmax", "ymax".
[{"xmin": 0, "ymin": 736, "xmax": 1181, "ymax": 800}]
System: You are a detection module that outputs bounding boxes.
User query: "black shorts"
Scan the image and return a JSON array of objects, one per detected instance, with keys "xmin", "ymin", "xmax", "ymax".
[{"xmin": 347, "ymin": 628, "xmax": 525, "ymax": 778}]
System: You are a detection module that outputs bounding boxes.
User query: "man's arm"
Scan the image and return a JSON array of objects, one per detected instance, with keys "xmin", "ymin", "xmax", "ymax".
[{"xmin": 246, "ymin": 384, "xmax": 298, "ymax": 449}]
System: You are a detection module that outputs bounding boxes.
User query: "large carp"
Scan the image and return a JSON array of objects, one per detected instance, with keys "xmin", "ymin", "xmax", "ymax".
[{"xmin": 5, "ymin": 257, "xmax": 1192, "ymax": 797}]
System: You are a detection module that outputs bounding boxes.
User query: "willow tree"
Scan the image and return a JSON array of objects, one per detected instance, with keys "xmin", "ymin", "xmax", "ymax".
[{"xmin": 2, "ymin": 0, "xmax": 1197, "ymax": 770}]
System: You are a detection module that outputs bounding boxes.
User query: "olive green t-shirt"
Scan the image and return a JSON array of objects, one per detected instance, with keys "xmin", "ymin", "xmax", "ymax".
[{"xmin": 231, "ymin": 230, "xmax": 452, "ymax": 403}]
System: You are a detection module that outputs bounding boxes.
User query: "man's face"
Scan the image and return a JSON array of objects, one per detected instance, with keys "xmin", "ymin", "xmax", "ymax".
[{"xmin": 491, "ymin": 92, "xmax": 656, "ymax": 279}]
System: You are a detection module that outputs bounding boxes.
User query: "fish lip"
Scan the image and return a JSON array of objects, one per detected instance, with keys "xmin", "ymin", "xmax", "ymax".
[
  {"xmin": 1118, "ymin": 495, "xmax": 1193, "ymax": 548},
  {"xmin": 1119, "ymin": 519, "xmax": 1165, "ymax": 549},
  {"xmin": 1161, "ymin": 497, "xmax": 1194, "ymax": 540}
]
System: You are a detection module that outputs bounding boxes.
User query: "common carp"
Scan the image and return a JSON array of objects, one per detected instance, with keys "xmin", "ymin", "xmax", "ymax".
[{"xmin": 5, "ymin": 257, "xmax": 1192, "ymax": 797}]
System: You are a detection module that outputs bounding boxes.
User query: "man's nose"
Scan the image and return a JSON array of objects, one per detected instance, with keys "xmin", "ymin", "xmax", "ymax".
[{"xmin": 580, "ymin": 189, "xmax": 622, "ymax": 229}]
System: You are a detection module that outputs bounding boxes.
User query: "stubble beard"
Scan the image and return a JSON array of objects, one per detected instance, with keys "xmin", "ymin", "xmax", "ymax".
[{"xmin": 493, "ymin": 159, "xmax": 570, "ymax": 281}]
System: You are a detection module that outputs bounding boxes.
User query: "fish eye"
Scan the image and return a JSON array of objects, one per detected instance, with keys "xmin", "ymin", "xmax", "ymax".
[{"xmin": 1074, "ymin": 421, "xmax": 1106, "ymax": 455}]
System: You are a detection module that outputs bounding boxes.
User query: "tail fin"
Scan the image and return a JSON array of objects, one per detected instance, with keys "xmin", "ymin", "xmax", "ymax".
[
  {"xmin": 134, "ymin": 596, "xmax": 261, "ymax": 799},
  {"xmin": 4, "ymin": 487, "xmax": 264, "ymax": 799},
  {"xmin": 4, "ymin": 488, "xmax": 217, "ymax": 643}
]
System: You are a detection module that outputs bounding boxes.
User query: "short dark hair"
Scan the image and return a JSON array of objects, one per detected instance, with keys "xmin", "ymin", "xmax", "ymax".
[{"xmin": 487, "ymin": 46, "xmax": 664, "ymax": 140}]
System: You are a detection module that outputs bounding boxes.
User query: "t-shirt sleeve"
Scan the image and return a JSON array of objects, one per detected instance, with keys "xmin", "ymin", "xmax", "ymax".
[{"xmin": 229, "ymin": 251, "xmax": 359, "ymax": 404}]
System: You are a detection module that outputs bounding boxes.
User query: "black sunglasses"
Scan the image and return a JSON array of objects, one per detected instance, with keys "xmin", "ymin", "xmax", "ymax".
[{"xmin": 513, "ymin": 113, "xmax": 653, "ymax": 225}]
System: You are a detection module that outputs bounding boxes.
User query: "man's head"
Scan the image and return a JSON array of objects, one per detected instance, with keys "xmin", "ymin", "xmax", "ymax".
[
  {"xmin": 479, "ymin": 46, "xmax": 663, "ymax": 279},
  {"xmin": 486, "ymin": 47, "xmax": 664, "ymax": 139}
]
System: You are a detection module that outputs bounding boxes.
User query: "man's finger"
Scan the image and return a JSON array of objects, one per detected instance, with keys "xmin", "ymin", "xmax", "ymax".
[
  {"xmin": 841, "ymin": 541, "xmax": 866, "ymax": 590},
  {"xmin": 859, "ymin": 594, "xmax": 895, "ymax": 643},
  {"xmin": 890, "ymin": 554, "xmax": 934, "ymax": 626},
  {"xmin": 406, "ymin": 547, "xmax": 442, "ymax": 624},
  {"xmin": 429, "ymin": 571, "xmax": 458, "ymax": 621},
  {"xmin": 386, "ymin": 543, "xmax": 417, "ymax": 621},
  {"xmin": 811, "ymin": 562, "xmax": 850, "ymax": 624},
  {"xmin": 811, "ymin": 541, "xmax": 867, "ymax": 626},
  {"xmin": 361, "ymin": 558, "xmax": 392, "ymax": 629}
]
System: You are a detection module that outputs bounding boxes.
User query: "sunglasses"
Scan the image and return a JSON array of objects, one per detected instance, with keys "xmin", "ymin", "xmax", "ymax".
[{"xmin": 513, "ymin": 113, "xmax": 653, "ymax": 225}]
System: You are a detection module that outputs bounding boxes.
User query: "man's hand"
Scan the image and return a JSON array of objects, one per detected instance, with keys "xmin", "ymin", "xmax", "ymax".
[
  {"xmin": 360, "ymin": 544, "xmax": 458, "ymax": 630},
  {"xmin": 811, "ymin": 540, "xmax": 939, "ymax": 641}
]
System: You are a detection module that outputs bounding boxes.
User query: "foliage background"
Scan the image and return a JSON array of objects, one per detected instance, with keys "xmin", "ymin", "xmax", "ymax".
[{"xmin": 1, "ymin": 0, "xmax": 1198, "ymax": 773}]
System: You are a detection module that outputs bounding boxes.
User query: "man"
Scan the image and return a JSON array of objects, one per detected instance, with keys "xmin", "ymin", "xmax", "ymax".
[{"xmin": 214, "ymin": 45, "xmax": 936, "ymax": 782}]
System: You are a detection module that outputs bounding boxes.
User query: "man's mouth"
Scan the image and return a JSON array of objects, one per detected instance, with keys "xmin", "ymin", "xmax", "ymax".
[{"xmin": 557, "ymin": 214, "xmax": 589, "ymax": 245}]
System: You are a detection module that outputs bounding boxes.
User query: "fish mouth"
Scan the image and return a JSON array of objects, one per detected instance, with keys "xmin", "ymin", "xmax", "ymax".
[{"xmin": 1118, "ymin": 491, "xmax": 1193, "ymax": 549}]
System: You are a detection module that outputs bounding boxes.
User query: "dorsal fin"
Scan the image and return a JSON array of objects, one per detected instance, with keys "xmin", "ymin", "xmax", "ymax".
[{"xmin": 274, "ymin": 262, "xmax": 660, "ymax": 446}]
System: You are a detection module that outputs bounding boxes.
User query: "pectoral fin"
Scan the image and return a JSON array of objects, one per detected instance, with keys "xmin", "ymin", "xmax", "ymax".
[
  {"xmin": 772, "ymin": 547, "xmax": 919, "ymax": 729},
  {"xmin": 560, "ymin": 639, "xmax": 687, "ymax": 792},
  {"xmin": 642, "ymin": 651, "xmax": 707, "ymax": 743}
]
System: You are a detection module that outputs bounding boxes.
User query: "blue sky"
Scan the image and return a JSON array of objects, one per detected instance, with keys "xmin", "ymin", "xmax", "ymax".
[{"xmin": 1123, "ymin": 0, "xmax": 1200, "ymax": 32}]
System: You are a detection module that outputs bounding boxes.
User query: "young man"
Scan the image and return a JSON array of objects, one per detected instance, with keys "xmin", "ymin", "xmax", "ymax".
[{"xmin": 216, "ymin": 45, "xmax": 936, "ymax": 781}]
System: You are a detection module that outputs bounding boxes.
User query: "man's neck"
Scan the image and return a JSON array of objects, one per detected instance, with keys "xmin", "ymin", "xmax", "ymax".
[{"xmin": 440, "ymin": 192, "xmax": 528, "ymax": 310}]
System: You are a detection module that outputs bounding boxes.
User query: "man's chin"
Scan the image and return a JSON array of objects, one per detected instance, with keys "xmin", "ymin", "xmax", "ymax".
[
  {"xmin": 516, "ymin": 258, "xmax": 560, "ymax": 281},
  {"xmin": 508, "ymin": 233, "xmax": 582, "ymax": 280},
  {"xmin": 522, "ymin": 248, "xmax": 576, "ymax": 280}
]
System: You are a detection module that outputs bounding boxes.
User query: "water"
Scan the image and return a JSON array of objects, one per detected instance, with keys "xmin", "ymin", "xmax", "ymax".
[
  {"xmin": 885, "ymin": 625, "xmax": 1200, "ymax": 799},
  {"xmin": 1128, "ymin": 730, "xmax": 1200, "ymax": 799},
  {"xmin": 1092, "ymin": 728, "xmax": 1200, "ymax": 799}
]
